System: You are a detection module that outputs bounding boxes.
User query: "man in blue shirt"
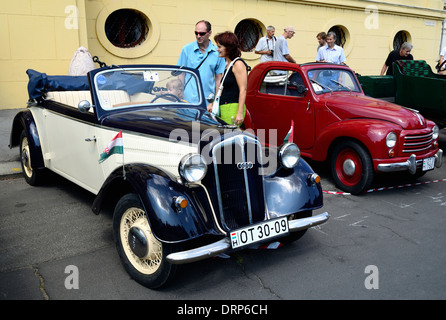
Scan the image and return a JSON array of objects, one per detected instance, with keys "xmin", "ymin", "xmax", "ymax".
[
  {"xmin": 315, "ymin": 31, "xmax": 346, "ymax": 65},
  {"xmin": 177, "ymin": 20, "xmax": 226, "ymax": 103}
]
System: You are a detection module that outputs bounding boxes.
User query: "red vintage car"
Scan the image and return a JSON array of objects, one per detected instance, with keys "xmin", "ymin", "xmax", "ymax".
[{"xmin": 245, "ymin": 61, "xmax": 443, "ymax": 194}]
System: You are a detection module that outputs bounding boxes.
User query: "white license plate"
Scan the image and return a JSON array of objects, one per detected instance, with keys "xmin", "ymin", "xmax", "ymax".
[
  {"xmin": 422, "ymin": 157, "xmax": 435, "ymax": 171},
  {"xmin": 230, "ymin": 217, "xmax": 289, "ymax": 249}
]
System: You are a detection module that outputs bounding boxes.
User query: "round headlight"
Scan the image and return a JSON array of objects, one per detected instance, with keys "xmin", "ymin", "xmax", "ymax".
[
  {"xmin": 279, "ymin": 143, "xmax": 301, "ymax": 169},
  {"xmin": 433, "ymin": 125, "xmax": 439, "ymax": 140},
  {"xmin": 179, "ymin": 154, "xmax": 207, "ymax": 183},
  {"xmin": 386, "ymin": 132, "xmax": 397, "ymax": 148}
]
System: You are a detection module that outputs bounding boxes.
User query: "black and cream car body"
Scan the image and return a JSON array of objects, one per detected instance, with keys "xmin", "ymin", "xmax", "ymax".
[{"xmin": 9, "ymin": 64, "xmax": 329, "ymax": 288}]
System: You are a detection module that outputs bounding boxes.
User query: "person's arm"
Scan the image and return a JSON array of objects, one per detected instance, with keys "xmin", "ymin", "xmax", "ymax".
[
  {"xmin": 381, "ymin": 52, "xmax": 393, "ymax": 75},
  {"xmin": 380, "ymin": 63, "xmax": 387, "ymax": 76},
  {"xmin": 339, "ymin": 49, "xmax": 346, "ymax": 65},
  {"xmin": 254, "ymin": 38, "xmax": 269, "ymax": 55},
  {"xmin": 255, "ymin": 49, "xmax": 271, "ymax": 55},
  {"xmin": 315, "ymin": 47, "xmax": 325, "ymax": 62},
  {"xmin": 214, "ymin": 73, "xmax": 223, "ymax": 95},
  {"xmin": 284, "ymin": 54, "xmax": 296, "ymax": 63},
  {"xmin": 207, "ymin": 73, "xmax": 223, "ymax": 112},
  {"xmin": 233, "ymin": 60, "xmax": 248, "ymax": 125}
]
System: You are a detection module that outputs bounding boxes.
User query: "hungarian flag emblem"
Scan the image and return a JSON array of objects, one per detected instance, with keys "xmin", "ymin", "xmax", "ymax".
[
  {"xmin": 283, "ymin": 120, "xmax": 294, "ymax": 143},
  {"xmin": 99, "ymin": 131, "xmax": 123, "ymax": 163}
]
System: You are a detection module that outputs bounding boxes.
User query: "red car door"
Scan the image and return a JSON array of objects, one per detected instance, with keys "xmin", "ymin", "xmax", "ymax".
[{"xmin": 247, "ymin": 68, "xmax": 315, "ymax": 150}]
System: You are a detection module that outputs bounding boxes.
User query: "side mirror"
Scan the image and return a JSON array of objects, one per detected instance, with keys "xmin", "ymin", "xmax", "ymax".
[
  {"xmin": 291, "ymin": 82, "xmax": 308, "ymax": 96},
  {"xmin": 298, "ymin": 86, "xmax": 308, "ymax": 96},
  {"xmin": 206, "ymin": 93, "xmax": 215, "ymax": 103},
  {"xmin": 78, "ymin": 100, "xmax": 91, "ymax": 113}
]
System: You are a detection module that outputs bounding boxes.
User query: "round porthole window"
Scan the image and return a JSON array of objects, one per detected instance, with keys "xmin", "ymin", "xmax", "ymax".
[
  {"xmin": 328, "ymin": 25, "xmax": 348, "ymax": 47},
  {"xmin": 235, "ymin": 19, "xmax": 263, "ymax": 52},
  {"xmin": 105, "ymin": 9, "xmax": 149, "ymax": 48},
  {"xmin": 96, "ymin": 3, "xmax": 160, "ymax": 59},
  {"xmin": 393, "ymin": 30, "xmax": 411, "ymax": 50}
]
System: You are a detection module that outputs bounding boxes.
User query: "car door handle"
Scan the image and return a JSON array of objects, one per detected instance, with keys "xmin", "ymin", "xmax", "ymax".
[
  {"xmin": 307, "ymin": 100, "xmax": 310, "ymax": 111},
  {"xmin": 85, "ymin": 136, "xmax": 97, "ymax": 142}
]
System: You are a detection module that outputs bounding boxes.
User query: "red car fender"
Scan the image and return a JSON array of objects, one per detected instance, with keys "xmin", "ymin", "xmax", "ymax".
[{"xmin": 310, "ymin": 119, "xmax": 402, "ymax": 162}]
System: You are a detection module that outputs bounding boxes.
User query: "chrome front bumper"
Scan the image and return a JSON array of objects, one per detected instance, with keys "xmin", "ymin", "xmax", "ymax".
[
  {"xmin": 377, "ymin": 149, "xmax": 443, "ymax": 174},
  {"xmin": 166, "ymin": 211, "xmax": 330, "ymax": 264}
]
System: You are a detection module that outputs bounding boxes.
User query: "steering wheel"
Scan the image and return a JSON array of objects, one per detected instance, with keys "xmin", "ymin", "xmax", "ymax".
[{"xmin": 151, "ymin": 93, "xmax": 181, "ymax": 103}]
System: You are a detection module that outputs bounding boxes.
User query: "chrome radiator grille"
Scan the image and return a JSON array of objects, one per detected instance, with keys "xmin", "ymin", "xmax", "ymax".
[
  {"xmin": 403, "ymin": 132, "xmax": 433, "ymax": 153},
  {"xmin": 212, "ymin": 135, "xmax": 266, "ymax": 231}
]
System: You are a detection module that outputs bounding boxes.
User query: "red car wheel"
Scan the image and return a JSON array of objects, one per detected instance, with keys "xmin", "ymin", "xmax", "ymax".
[{"xmin": 331, "ymin": 140, "xmax": 374, "ymax": 194}]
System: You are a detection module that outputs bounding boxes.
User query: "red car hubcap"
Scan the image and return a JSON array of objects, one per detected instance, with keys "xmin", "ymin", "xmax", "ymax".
[{"xmin": 335, "ymin": 148, "xmax": 363, "ymax": 187}]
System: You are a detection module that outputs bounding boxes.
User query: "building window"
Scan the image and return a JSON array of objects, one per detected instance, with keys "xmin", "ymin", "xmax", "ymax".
[
  {"xmin": 105, "ymin": 9, "xmax": 149, "ymax": 48},
  {"xmin": 328, "ymin": 25, "xmax": 347, "ymax": 47},
  {"xmin": 393, "ymin": 31, "xmax": 409, "ymax": 50},
  {"xmin": 235, "ymin": 19, "xmax": 263, "ymax": 52}
]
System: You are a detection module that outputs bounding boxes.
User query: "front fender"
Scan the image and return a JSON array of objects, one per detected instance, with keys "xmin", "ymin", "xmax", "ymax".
[
  {"xmin": 264, "ymin": 159, "xmax": 323, "ymax": 215},
  {"xmin": 312, "ymin": 119, "xmax": 401, "ymax": 161},
  {"xmin": 9, "ymin": 109, "xmax": 45, "ymax": 169},
  {"xmin": 93, "ymin": 164, "xmax": 213, "ymax": 243}
]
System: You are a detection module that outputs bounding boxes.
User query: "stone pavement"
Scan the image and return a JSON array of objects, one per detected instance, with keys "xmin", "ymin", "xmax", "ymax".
[{"xmin": 0, "ymin": 109, "xmax": 23, "ymax": 177}]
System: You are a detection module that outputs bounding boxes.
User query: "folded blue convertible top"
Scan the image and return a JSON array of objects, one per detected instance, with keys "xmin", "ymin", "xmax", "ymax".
[{"xmin": 26, "ymin": 69, "xmax": 90, "ymax": 100}]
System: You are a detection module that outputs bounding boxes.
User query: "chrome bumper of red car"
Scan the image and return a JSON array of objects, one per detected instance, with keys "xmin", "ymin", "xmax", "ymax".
[
  {"xmin": 166, "ymin": 212, "xmax": 330, "ymax": 264},
  {"xmin": 377, "ymin": 149, "xmax": 443, "ymax": 174}
]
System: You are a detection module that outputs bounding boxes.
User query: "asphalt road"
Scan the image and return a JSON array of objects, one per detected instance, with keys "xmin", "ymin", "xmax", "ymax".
[{"xmin": 1, "ymin": 129, "xmax": 445, "ymax": 305}]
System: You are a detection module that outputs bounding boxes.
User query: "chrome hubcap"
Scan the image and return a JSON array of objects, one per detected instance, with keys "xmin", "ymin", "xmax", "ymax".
[{"xmin": 343, "ymin": 159, "xmax": 356, "ymax": 176}]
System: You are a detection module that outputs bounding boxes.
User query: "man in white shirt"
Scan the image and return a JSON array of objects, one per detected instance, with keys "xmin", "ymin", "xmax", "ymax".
[
  {"xmin": 273, "ymin": 26, "xmax": 296, "ymax": 63},
  {"xmin": 316, "ymin": 31, "xmax": 346, "ymax": 65},
  {"xmin": 255, "ymin": 26, "xmax": 276, "ymax": 62}
]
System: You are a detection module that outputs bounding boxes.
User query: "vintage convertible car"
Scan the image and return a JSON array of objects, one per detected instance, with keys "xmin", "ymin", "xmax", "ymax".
[
  {"xmin": 9, "ymin": 64, "xmax": 329, "ymax": 288},
  {"xmin": 246, "ymin": 62, "xmax": 443, "ymax": 194}
]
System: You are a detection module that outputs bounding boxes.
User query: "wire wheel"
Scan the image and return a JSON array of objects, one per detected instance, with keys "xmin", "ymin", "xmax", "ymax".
[
  {"xmin": 120, "ymin": 207, "xmax": 163, "ymax": 275},
  {"xmin": 19, "ymin": 130, "xmax": 44, "ymax": 185},
  {"xmin": 20, "ymin": 132, "xmax": 33, "ymax": 179},
  {"xmin": 113, "ymin": 193, "xmax": 177, "ymax": 288}
]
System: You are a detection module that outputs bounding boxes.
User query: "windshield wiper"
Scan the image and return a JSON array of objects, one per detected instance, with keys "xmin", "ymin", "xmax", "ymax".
[
  {"xmin": 330, "ymin": 79, "xmax": 352, "ymax": 93},
  {"xmin": 310, "ymin": 79, "xmax": 333, "ymax": 94}
]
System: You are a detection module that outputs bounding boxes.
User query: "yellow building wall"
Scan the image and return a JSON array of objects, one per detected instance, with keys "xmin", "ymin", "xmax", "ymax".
[
  {"xmin": 1, "ymin": 0, "xmax": 445, "ymax": 109},
  {"xmin": 0, "ymin": 0, "xmax": 88, "ymax": 109}
]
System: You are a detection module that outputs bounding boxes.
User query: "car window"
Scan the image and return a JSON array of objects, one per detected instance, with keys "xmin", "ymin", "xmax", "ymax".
[
  {"xmin": 259, "ymin": 70, "xmax": 308, "ymax": 97},
  {"xmin": 93, "ymin": 67, "xmax": 202, "ymax": 110},
  {"xmin": 307, "ymin": 68, "xmax": 361, "ymax": 94}
]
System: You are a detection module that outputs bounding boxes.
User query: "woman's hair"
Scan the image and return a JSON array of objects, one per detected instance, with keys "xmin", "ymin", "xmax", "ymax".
[{"xmin": 214, "ymin": 31, "xmax": 241, "ymax": 60}]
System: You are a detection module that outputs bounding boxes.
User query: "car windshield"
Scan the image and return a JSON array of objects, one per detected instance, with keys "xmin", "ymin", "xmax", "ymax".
[
  {"xmin": 93, "ymin": 67, "xmax": 202, "ymax": 110},
  {"xmin": 307, "ymin": 68, "xmax": 361, "ymax": 94}
]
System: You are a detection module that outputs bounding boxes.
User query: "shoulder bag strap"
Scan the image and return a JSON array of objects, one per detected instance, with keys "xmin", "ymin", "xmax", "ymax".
[
  {"xmin": 218, "ymin": 57, "xmax": 240, "ymax": 94},
  {"xmin": 183, "ymin": 50, "xmax": 212, "ymax": 90},
  {"xmin": 196, "ymin": 50, "xmax": 211, "ymax": 70}
]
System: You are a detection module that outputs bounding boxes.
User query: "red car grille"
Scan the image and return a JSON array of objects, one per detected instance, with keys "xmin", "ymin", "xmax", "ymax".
[{"xmin": 402, "ymin": 132, "xmax": 433, "ymax": 153}]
